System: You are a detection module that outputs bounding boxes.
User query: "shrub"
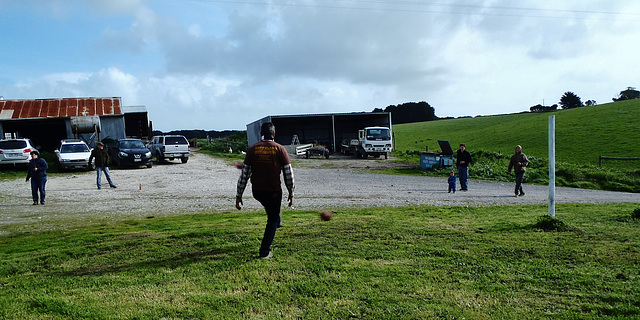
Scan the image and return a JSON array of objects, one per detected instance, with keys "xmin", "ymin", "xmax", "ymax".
[{"xmin": 632, "ymin": 208, "xmax": 640, "ymax": 220}]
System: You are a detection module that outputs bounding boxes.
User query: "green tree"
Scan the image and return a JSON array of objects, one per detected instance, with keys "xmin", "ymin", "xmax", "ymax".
[
  {"xmin": 380, "ymin": 101, "xmax": 437, "ymax": 124},
  {"xmin": 613, "ymin": 87, "xmax": 640, "ymax": 101},
  {"xmin": 559, "ymin": 92, "xmax": 583, "ymax": 109}
]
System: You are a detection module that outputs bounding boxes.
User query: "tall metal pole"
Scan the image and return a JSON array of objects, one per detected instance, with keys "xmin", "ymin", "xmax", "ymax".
[{"xmin": 549, "ymin": 115, "xmax": 556, "ymax": 218}]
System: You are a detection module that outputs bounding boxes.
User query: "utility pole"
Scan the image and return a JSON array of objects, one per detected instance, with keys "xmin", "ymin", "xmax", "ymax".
[{"xmin": 549, "ymin": 115, "xmax": 556, "ymax": 217}]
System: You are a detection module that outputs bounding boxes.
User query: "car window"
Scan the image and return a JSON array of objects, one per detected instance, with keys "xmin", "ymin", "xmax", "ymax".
[
  {"xmin": 165, "ymin": 137, "xmax": 188, "ymax": 145},
  {"xmin": 121, "ymin": 140, "xmax": 146, "ymax": 149},
  {"xmin": 61, "ymin": 144, "xmax": 90, "ymax": 153},
  {"xmin": 0, "ymin": 140, "xmax": 27, "ymax": 149}
]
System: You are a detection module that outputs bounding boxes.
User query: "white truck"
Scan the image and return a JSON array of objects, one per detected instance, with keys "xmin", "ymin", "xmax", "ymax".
[
  {"xmin": 147, "ymin": 135, "xmax": 190, "ymax": 164},
  {"xmin": 354, "ymin": 126, "xmax": 392, "ymax": 159}
]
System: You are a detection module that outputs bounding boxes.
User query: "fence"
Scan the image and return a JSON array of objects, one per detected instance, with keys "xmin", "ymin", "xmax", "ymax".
[
  {"xmin": 599, "ymin": 156, "xmax": 640, "ymax": 167},
  {"xmin": 295, "ymin": 144, "xmax": 314, "ymax": 156}
]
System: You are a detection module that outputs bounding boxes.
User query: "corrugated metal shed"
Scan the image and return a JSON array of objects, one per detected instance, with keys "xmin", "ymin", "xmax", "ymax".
[
  {"xmin": 247, "ymin": 112, "xmax": 392, "ymax": 152},
  {"xmin": 0, "ymin": 97, "xmax": 122, "ymax": 119}
]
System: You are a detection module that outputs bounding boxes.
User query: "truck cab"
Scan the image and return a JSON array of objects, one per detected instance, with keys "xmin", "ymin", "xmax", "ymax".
[{"xmin": 356, "ymin": 127, "xmax": 392, "ymax": 159}]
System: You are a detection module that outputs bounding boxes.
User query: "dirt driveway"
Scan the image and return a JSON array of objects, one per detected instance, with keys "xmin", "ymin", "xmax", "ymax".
[{"xmin": 1, "ymin": 152, "xmax": 639, "ymax": 232}]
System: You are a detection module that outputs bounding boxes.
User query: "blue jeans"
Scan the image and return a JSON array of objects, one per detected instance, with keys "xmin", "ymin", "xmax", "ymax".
[
  {"xmin": 253, "ymin": 189, "xmax": 283, "ymax": 257},
  {"xmin": 458, "ymin": 166, "xmax": 469, "ymax": 190},
  {"xmin": 96, "ymin": 166, "xmax": 115, "ymax": 188},
  {"xmin": 31, "ymin": 176, "xmax": 47, "ymax": 203}
]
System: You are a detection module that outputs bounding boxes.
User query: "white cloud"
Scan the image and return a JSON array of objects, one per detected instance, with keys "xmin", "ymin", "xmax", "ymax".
[{"xmin": 1, "ymin": 0, "xmax": 639, "ymax": 130}]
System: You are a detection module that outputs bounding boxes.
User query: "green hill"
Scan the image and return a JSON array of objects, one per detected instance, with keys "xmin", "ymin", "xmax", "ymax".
[
  {"xmin": 395, "ymin": 99, "xmax": 640, "ymax": 167},
  {"xmin": 392, "ymin": 100, "xmax": 639, "ymax": 192}
]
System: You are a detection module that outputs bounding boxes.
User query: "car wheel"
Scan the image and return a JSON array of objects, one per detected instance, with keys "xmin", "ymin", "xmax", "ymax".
[{"xmin": 181, "ymin": 157, "xmax": 188, "ymax": 163}]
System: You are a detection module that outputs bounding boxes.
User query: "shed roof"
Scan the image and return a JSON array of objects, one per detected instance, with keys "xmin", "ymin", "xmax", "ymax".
[{"xmin": 0, "ymin": 97, "xmax": 122, "ymax": 120}]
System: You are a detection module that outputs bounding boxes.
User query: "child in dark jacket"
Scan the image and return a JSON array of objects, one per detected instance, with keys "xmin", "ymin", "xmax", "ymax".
[{"xmin": 448, "ymin": 171, "xmax": 457, "ymax": 193}]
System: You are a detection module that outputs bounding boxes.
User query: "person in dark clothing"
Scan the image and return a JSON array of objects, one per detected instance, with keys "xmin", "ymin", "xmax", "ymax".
[
  {"xmin": 456, "ymin": 143, "xmax": 472, "ymax": 191},
  {"xmin": 448, "ymin": 171, "xmax": 457, "ymax": 193},
  {"xmin": 26, "ymin": 150, "xmax": 48, "ymax": 205},
  {"xmin": 508, "ymin": 145, "xmax": 530, "ymax": 197},
  {"xmin": 88, "ymin": 141, "xmax": 116, "ymax": 189},
  {"xmin": 236, "ymin": 122, "xmax": 295, "ymax": 259}
]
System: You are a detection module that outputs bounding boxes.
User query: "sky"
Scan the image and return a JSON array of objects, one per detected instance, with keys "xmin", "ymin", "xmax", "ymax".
[{"xmin": 1, "ymin": 0, "xmax": 639, "ymax": 131}]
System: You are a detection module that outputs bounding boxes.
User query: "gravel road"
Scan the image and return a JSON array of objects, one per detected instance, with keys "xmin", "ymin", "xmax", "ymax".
[{"xmin": 1, "ymin": 152, "xmax": 639, "ymax": 231}]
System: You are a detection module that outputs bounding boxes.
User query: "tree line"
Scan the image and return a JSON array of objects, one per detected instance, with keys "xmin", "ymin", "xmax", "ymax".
[
  {"xmin": 372, "ymin": 101, "xmax": 437, "ymax": 124},
  {"xmin": 531, "ymin": 87, "xmax": 639, "ymax": 112},
  {"xmin": 373, "ymin": 87, "xmax": 638, "ymax": 124}
]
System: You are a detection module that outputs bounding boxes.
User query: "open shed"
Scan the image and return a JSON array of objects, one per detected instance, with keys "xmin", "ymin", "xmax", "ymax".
[
  {"xmin": 246, "ymin": 112, "xmax": 392, "ymax": 153},
  {"xmin": 0, "ymin": 97, "xmax": 148, "ymax": 151}
]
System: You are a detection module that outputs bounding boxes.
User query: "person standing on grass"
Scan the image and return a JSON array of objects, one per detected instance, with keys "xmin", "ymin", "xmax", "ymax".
[
  {"xmin": 26, "ymin": 150, "xmax": 48, "ymax": 205},
  {"xmin": 236, "ymin": 122, "xmax": 295, "ymax": 259},
  {"xmin": 508, "ymin": 145, "xmax": 529, "ymax": 197},
  {"xmin": 88, "ymin": 141, "xmax": 117, "ymax": 190},
  {"xmin": 456, "ymin": 143, "xmax": 472, "ymax": 191}
]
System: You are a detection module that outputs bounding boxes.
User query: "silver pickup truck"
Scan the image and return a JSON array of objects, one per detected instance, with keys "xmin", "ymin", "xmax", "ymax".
[{"xmin": 147, "ymin": 135, "xmax": 190, "ymax": 164}]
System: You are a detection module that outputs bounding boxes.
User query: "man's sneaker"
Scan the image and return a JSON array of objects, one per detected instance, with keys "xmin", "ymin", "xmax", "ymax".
[
  {"xmin": 40, "ymin": 201, "xmax": 45, "ymax": 205},
  {"xmin": 98, "ymin": 186, "xmax": 101, "ymax": 190},
  {"xmin": 260, "ymin": 252, "xmax": 273, "ymax": 259},
  {"xmin": 519, "ymin": 192, "xmax": 525, "ymax": 196},
  {"xmin": 110, "ymin": 185, "xmax": 117, "ymax": 188},
  {"xmin": 32, "ymin": 201, "xmax": 38, "ymax": 205}
]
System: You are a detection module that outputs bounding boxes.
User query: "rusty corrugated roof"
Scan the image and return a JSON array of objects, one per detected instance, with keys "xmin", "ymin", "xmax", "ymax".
[{"xmin": 0, "ymin": 97, "xmax": 122, "ymax": 119}]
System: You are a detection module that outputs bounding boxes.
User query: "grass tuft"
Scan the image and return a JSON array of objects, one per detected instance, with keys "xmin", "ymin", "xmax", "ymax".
[{"xmin": 531, "ymin": 215, "xmax": 569, "ymax": 232}]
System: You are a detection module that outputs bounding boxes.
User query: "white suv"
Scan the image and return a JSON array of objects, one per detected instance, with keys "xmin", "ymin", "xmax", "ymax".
[
  {"xmin": 0, "ymin": 138, "xmax": 37, "ymax": 166},
  {"xmin": 55, "ymin": 140, "xmax": 93, "ymax": 171},
  {"xmin": 147, "ymin": 135, "xmax": 190, "ymax": 164}
]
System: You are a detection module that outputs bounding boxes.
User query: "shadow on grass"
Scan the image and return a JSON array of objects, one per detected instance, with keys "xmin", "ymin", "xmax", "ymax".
[{"xmin": 60, "ymin": 242, "xmax": 250, "ymax": 277}]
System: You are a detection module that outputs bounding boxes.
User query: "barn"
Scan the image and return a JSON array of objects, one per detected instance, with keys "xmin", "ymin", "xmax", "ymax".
[
  {"xmin": 246, "ymin": 112, "xmax": 392, "ymax": 153},
  {"xmin": 0, "ymin": 97, "xmax": 150, "ymax": 151}
]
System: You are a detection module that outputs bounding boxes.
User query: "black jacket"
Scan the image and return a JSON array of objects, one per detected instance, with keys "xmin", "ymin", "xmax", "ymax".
[
  {"xmin": 89, "ymin": 147, "xmax": 110, "ymax": 167},
  {"xmin": 456, "ymin": 149, "xmax": 472, "ymax": 167}
]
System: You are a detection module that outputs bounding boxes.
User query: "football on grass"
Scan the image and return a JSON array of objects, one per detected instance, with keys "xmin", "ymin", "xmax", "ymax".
[{"xmin": 320, "ymin": 211, "xmax": 332, "ymax": 221}]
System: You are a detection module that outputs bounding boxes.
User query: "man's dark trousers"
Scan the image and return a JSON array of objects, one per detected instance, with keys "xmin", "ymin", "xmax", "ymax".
[{"xmin": 253, "ymin": 190, "xmax": 283, "ymax": 257}]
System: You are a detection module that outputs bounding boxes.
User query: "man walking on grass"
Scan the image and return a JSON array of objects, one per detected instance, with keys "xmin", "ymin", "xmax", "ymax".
[{"xmin": 236, "ymin": 122, "xmax": 295, "ymax": 259}]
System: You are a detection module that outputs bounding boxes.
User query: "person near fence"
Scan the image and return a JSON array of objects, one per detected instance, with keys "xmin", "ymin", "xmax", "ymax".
[
  {"xmin": 456, "ymin": 143, "xmax": 472, "ymax": 191},
  {"xmin": 26, "ymin": 150, "xmax": 48, "ymax": 205},
  {"xmin": 508, "ymin": 145, "xmax": 530, "ymax": 197},
  {"xmin": 236, "ymin": 122, "xmax": 295, "ymax": 259}
]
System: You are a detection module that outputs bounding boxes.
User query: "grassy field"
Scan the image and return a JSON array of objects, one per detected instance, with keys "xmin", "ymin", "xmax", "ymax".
[
  {"xmin": 394, "ymin": 99, "xmax": 639, "ymax": 166},
  {"xmin": 1, "ymin": 204, "xmax": 639, "ymax": 319},
  {"xmin": 391, "ymin": 100, "xmax": 640, "ymax": 192}
]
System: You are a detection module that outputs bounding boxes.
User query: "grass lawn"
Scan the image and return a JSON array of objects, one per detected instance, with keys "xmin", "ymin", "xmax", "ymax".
[
  {"xmin": 1, "ymin": 204, "xmax": 639, "ymax": 319},
  {"xmin": 394, "ymin": 100, "xmax": 640, "ymax": 167}
]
